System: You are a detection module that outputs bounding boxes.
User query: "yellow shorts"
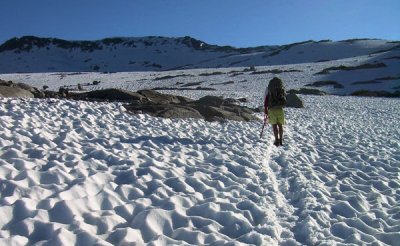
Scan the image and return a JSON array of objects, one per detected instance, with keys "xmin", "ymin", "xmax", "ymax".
[{"xmin": 268, "ymin": 108, "xmax": 285, "ymax": 125}]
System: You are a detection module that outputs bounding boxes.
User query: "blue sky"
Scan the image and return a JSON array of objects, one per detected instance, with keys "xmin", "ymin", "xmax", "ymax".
[{"xmin": 1, "ymin": 0, "xmax": 399, "ymax": 47}]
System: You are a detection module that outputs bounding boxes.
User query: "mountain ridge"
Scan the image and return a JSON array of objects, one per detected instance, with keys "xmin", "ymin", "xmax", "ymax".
[{"xmin": 0, "ymin": 35, "xmax": 398, "ymax": 73}]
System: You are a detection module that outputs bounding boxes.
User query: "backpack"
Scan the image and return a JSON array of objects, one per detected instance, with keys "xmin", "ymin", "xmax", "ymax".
[{"xmin": 267, "ymin": 77, "xmax": 286, "ymax": 108}]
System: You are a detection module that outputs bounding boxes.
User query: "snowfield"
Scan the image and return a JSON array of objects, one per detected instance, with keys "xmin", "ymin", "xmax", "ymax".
[
  {"xmin": 0, "ymin": 92, "xmax": 399, "ymax": 245},
  {"xmin": 0, "ymin": 40, "xmax": 399, "ymax": 245}
]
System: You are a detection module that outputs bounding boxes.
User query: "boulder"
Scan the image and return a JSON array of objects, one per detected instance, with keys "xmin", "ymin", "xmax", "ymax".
[
  {"xmin": 196, "ymin": 95, "xmax": 225, "ymax": 107},
  {"xmin": 156, "ymin": 106, "xmax": 204, "ymax": 119},
  {"xmin": 224, "ymin": 98, "xmax": 239, "ymax": 105},
  {"xmin": 76, "ymin": 88, "xmax": 145, "ymax": 101},
  {"xmin": 16, "ymin": 83, "xmax": 45, "ymax": 98},
  {"xmin": 15, "ymin": 83, "xmax": 34, "ymax": 91},
  {"xmin": 0, "ymin": 85, "xmax": 34, "ymax": 98},
  {"xmin": 0, "ymin": 80, "xmax": 45, "ymax": 98},
  {"xmin": 286, "ymin": 93, "xmax": 304, "ymax": 108},
  {"xmin": 176, "ymin": 95, "xmax": 194, "ymax": 104},
  {"xmin": 192, "ymin": 105, "xmax": 245, "ymax": 122},
  {"xmin": 138, "ymin": 89, "xmax": 181, "ymax": 104},
  {"xmin": 123, "ymin": 90, "xmax": 259, "ymax": 122},
  {"xmin": 44, "ymin": 90, "xmax": 61, "ymax": 98}
]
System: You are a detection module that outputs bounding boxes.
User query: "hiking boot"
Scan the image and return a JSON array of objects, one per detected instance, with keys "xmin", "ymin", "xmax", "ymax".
[
  {"xmin": 279, "ymin": 138, "xmax": 283, "ymax": 146},
  {"xmin": 274, "ymin": 139, "xmax": 280, "ymax": 146}
]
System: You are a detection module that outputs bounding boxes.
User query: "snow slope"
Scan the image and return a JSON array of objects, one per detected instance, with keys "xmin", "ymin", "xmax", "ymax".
[
  {"xmin": 1, "ymin": 46, "xmax": 399, "ymax": 96},
  {"xmin": 0, "ymin": 36, "xmax": 398, "ymax": 73},
  {"xmin": 0, "ymin": 94, "xmax": 399, "ymax": 245}
]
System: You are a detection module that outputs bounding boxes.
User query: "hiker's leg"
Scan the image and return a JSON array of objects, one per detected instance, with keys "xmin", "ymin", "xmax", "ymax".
[
  {"xmin": 278, "ymin": 124, "xmax": 283, "ymax": 145},
  {"xmin": 272, "ymin": 124, "xmax": 278, "ymax": 139},
  {"xmin": 278, "ymin": 124, "xmax": 283, "ymax": 139},
  {"xmin": 272, "ymin": 124, "xmax": 279, "ymax": 145},
  {"xmin": 276, "ymin": 108, "xmax": 284, "ymax": 146}
]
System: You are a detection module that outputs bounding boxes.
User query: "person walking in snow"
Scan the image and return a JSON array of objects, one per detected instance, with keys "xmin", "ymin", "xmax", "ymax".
[{"xmin": 264, "ymin": 77, "xmax": 287, "ymax": 146}]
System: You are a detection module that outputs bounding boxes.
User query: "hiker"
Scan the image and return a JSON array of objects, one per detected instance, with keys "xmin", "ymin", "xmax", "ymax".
[{"xmin": 264, "ymin": 77, "xmax": 286, "ymax": 146}]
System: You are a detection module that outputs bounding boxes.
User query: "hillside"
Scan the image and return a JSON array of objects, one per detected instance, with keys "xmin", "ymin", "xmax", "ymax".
[{"xmin": 0, "ymin": 36, "xmax": 399, "ymax": 73}]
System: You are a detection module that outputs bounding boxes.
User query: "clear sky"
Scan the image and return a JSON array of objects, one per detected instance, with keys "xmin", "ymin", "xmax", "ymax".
[{"xmin": 1, "ymin": 0, "xmax": 399, "ymax": 47}]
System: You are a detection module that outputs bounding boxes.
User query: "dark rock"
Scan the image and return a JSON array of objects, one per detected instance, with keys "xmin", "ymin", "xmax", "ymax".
[
  {"xmin": 286, "ymin": 93, "xmax": 304, "ymax": 108},
  {"xmin": 138, "ymin": 89, "xmax": 181, "ymax": 104},
  {"xmin": 224, "ymin": 97, "xmax": 248, "ymax": 105},
  {"xmin": 0, "ymin": 80, "xmax": 13, "ymax": 86},
  {"xmin": 222, "ymin": 104, "xmax": 255, "ymax": 115},
  {"xmin": 224, "ymin": 98, "xmax": 239, "ymax": 104},
  {"xmin": 176, "ymin": 95, "xmax": 194, "ymax": 104},
  {"xmin": 33, "ymin": 90, "xmax": 46, "ymax": 98},
  {"xmin": 124, "ymin": 104, "xmax": 164, "ymax": 115},
  {"xmin": 123, "ymin": 90, "xmax": 258, "ymax": 122},
  {"xmin": 196, "ymin": 95, "xmax": 225, "ymax": 107},
  {"xmin": 305, "ymin": 80, "xmax": 344, "ymax": 89},
  {"xmin": 59, "ymin": 87, "xmax": 69, "ymax": 97},
  {"xmin": 288, "ymin": 88, "xmax": 327, "ymax": 95},
  {"xmin": 192, "ymin": 105, "xmax": 246, "ymax": 122},
  {"xmin": 156, "ymin": 106, "xmax": 204, "ymax": 119},
  {"xmin": 351, "ymin": 90, "xmax": 400, "ymax": 97},
  {"xmin": 44, "ymin": 90, "xmax": 60, "ymax": 98},
  {"xmin": 75, "ymin": 88, "xmax": 145, "ymax": 101}
]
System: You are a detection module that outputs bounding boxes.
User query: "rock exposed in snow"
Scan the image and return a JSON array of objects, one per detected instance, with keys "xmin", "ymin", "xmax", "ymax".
[
  {"xmin": 0, "ymin": 79, "xmax": 43, "ymax": 98},
  {"xmin": 121, "ymin": 91, "xmax": 259, "ymax": 122},
  {"xmin": 75, "ymin": 88, "xmax": 145, "ymax": 101},
  {"xmin": 286, "ymin": 93, "xmax": 304, "ymax": 108},
  {"xmin": 0, "ymin": 85, "xmax": 34, "ymax": 98}
]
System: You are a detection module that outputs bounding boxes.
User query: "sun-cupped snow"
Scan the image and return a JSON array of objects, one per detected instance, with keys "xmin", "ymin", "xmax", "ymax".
[{"xmin": 0, "ymin": 92, "xmax": 399, "ymax": 245}]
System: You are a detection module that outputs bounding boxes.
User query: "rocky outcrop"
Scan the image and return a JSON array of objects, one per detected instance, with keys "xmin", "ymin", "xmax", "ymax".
[
  {"xmin": 74, "ymin": 88, "xmax": 145, "ymax": 101},
  {"xmin": 76, "ymin": 88, "xmax": 258, "ymax": 121},
  {"xmin": 0, "ymin": 80, "xmax": 44, "ymax": 98},
  {"xmin": 0, "ymin": 85, "xmax": 34, "ymax": 98},
  {"xmin": 123, "ymin": 91, "xmax": 258, "ymax": 122},
  {"xmin": 0, "ymin": 81, "xmax": 294, "ymax": 122}
]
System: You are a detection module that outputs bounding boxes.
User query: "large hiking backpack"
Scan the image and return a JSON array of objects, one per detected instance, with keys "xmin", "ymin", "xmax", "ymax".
[{"xmin": 267, "ymin": 77, "xmax": 286, "ymax": 108}]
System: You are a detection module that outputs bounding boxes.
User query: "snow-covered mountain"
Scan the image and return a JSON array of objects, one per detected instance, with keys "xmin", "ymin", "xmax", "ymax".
[{"xmin": 0, "ymin": 36, "xmax": 399, "ymax": 73}]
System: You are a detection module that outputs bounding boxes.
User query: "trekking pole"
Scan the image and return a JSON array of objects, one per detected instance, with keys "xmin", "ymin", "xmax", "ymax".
[{"xmin": 259, "ymin": 114, "xmax": 268, "ymax": 139}]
